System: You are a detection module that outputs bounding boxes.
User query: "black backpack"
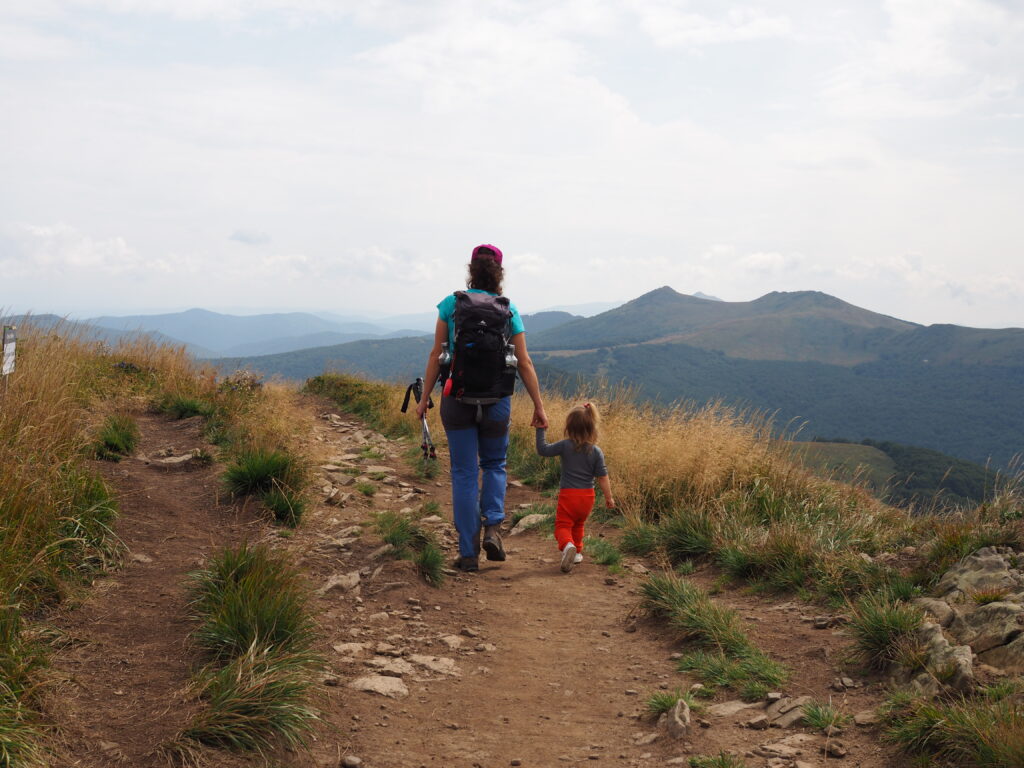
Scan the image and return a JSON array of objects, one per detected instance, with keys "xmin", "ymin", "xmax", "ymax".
[{"xmin": 444, "ymin": 291, "xmax": 517, "ymax": 404}]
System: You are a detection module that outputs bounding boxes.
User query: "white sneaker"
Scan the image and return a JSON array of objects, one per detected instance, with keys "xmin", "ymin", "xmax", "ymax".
[
  {"xmin": 560, "ymin": 543, "xmax": 578, "ymax": 573},
  {"xmin": 573, "ymin": 552, "xmax": 583, "ymax": 564}
]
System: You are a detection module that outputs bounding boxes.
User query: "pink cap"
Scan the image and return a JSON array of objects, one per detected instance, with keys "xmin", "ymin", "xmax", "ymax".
[{"xmin": 471, "ymin": 244, "xmax": 503, "ymax": 264}]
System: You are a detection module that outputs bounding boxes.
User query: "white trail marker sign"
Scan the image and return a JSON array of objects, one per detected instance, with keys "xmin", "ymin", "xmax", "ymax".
[{"xmin": 2, "ymin": 325, "xmax": 16, "ymax": 377}]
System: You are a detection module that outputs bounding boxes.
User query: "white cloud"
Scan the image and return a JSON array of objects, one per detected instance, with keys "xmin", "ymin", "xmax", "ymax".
[
  {"xmin": 628, "ymin": 1, "xmax": 792, "ymax": 47},
  {"xmin": 823, "ymin": 0, "xmax": 1024, "ymax": 118},
  {"xmin": 0, "ymin": 223, "xmax": 166, "ymax": 276},
  {"xmin": 0, "ymin": 23, "xmax": 80, "ymax": 59}
]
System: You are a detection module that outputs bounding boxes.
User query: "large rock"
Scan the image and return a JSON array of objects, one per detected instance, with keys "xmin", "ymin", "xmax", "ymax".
[
  {"xmin": 934, "ymin": 547, "xmax": 1024, "ymax": 601},
  {"xmin": 656, "ymin": 699, "xmax": 691, "ymax": 740},
  {"xmin": 348, "ymin": 675, "xmax": 409, "ymax": 698},
  {"xmin": 913, "ymin": 597, "xmax": 956, "ymax": 628},
  {"xmin": 979, "ymin": 633, "xmax": 1024, "ymax": 673},
  {"xmin": 948, "ymin": 601, "xmax": 1024, "ymax": 654},
  {"xmin": 895, "ymin": 621, "xmax": 974, "ymax": 696}
]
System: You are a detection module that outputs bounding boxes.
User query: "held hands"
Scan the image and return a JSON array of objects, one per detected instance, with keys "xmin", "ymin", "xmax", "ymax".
[{"xmin": 530, "ymin": 406, "xmax": 548, "ymax": 429}]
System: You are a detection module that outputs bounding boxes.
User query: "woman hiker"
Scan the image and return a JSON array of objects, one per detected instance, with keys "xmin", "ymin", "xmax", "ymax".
[{"xmin": 416, "ymin": 244, "xmax": 548, "ymax": 572}]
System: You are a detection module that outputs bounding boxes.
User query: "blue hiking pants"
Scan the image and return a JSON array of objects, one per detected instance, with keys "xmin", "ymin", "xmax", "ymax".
[{"xmin": 440, "ymin": 395, "xmax": 511, "ymax": 558}]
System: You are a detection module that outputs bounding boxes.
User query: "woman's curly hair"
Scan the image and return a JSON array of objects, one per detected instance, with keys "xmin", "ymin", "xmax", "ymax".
[{"xmin": 467, "ymin": 252, "xmax": 503, "ymax": 294}]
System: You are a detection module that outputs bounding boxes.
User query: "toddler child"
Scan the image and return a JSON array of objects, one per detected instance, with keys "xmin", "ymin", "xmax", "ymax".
[{"xmin": 536, "ymin": 402, "xmax": 615, "ymax": 573}]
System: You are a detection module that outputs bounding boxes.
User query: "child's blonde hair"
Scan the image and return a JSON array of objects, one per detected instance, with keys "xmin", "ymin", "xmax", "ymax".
[{"xmin": 564, "ymin": 402, "xmax": 600, "ymax": 449}]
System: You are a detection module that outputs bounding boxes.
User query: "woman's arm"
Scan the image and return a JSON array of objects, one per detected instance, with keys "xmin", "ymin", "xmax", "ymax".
[
  {"xmin": 415, "ymin": 319, "xmax": 448, "ymax": 419},
  {"xmin": 512, "ymin": 332, "xmax": 548, "ymax": 428}
]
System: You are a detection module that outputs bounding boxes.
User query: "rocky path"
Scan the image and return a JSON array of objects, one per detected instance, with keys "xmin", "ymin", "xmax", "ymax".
[
  {"xmin": 44, "ymin": 397, "xmax": 899, "ymax": 768},
  {"xmin": 288, "ymin": 399, "xmax": 899, "ymax": 768}
]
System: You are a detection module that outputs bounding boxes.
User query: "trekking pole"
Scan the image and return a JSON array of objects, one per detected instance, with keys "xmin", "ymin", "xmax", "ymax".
[{"xmin": 401, "ymin": 377, "xmax": 436, "ymax": 461}]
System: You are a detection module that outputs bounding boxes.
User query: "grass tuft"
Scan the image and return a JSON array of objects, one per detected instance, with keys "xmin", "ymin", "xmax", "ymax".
[
  {"xmin": 187, "ymin": 544, "xmax": 315, "ymax": 660},
  {"xmin": 882, "ymin": 686, "xmax": 1024, "ymax": 768},
  {"xmin": 224, "ymin": 448, "xmax": 302, "ymax": 498},
  {"xmin": 802, "ymin": 699, "xmax": 851, "ymax": 730},
  {"xmin": 846, "ymin": 593, "xmax": 924, "ymax": 671},
  {"xmin": 645, "ymin": 688, "xmax": 703, "ymax": 717},
  {"xmin": 689, "ymin": 754, "xmax": 749, "ymax": 768},
  {"xmin": 180, "ymin": 645, "xmax": 320, "ymax": 755},
  {"xmin": 93, "ymin": 413, "xmax": 139, "ymax": 460},
  {"xmin": 375, "ymin": 511, "xmax": 444, "ymax": 587},
  {"xmin": 262, "ymin": 487, "xmax": 305, "ymax": 527},
  {"xmin": 159, "ymin": 394, "xmax": 216, "ymax": 420},
  {"xmin": 583, "ymin": 536, "xmax": 621, "ymax": 567}
]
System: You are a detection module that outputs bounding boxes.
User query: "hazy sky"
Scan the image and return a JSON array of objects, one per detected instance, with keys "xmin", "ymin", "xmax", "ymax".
[{"xmin": 2, "ymin": 0, "xmax": 1022, "ymax": 327}]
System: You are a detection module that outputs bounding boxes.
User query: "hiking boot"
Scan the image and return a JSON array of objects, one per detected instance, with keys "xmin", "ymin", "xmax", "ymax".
[
  {"xmin": 454, "ymin": 555, "xmax": 479, "ymax": 572},
  {"xmin": 482, "ymin": 524, "xmax": 506, "ymax": 562},
  {"xmin": 560, "ymin": 543, "xmax": 578, "ymax": 573}
]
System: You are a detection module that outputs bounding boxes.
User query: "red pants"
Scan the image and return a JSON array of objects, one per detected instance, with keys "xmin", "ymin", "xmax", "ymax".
[{"xmin": 555, "ymin": 488, "xmax": 595, "ymax": 552}]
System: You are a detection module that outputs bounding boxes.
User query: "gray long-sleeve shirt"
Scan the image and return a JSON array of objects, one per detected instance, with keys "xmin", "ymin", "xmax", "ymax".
[{"xmin": 535, "ymin": 428, "xmax": 608, "ymax": 489}]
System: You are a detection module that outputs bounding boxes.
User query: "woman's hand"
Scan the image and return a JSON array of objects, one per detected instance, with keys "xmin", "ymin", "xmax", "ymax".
[
  {"xmin": 415, "ymin": 399, "xmax": 430, "ymax": 420},
  {"xmin": 605, "ymin": 497, "xmax": 617, "ymax": 509},
  {"xmin": 531, "ymin": 405, "xmax": 548, "ymax": 429}
]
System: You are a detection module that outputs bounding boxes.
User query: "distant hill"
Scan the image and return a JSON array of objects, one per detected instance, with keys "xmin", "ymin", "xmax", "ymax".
[
  {"xmin": 210, "ymin": 310, "xmax": 581, "ymax": 381},
  {"xmin": 530, "ymin": 287, "xmax": 1024, "ymax": 367},
  {"xmin": 534, "ymin": 340, "xmax": 1024, "ymax": 467},
  {"xmin": 90, "ymin": 309, "xmax": 354, "ymax": 356},
  {"xmin": 215, "ymin": 337, "xmax": 432, "ymax": 383},
  {"xmin": 90, "ymin": 307, "xmax": 579, "ymax": 359},
  {"xmin": 797, "ymin": 439, "xmax": 1002, "ymax": 510},
  {"xmin": 2, "ymin": 314, "xmax": 212, "ymax": 357}
]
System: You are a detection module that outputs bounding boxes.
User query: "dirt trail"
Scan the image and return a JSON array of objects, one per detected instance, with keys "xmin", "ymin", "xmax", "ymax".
[
  {"xmin": 45, "ymin": 398, "xmax": 898, "ymax": 768},
  {"xmin": 291, "ymin": 398, "xmax": 899, "ymax": 768},
  {"xmin": 48, "ymin": 413, "xmax": 255, "ymax": 767}
]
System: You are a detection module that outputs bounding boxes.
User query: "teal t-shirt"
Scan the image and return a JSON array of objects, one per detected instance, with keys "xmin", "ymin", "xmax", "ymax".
[{"xmin": 437, "ymin": 290, "xmax": 526, "ymax": 348}]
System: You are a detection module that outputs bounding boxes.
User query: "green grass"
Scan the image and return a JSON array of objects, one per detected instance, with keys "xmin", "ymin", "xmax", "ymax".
[
  {"xmin": 641, "ymin": 572, "xmax": 787, "ymax": 695},
  {"xmin": 158, "ymin": 394, "xmax": 216, "ymax": 420},
  {"xmin": 355, "ymin": 482, "xmax": 376, "ymax": 497},
  {"xmin": 358, "ymin": 446, "xmax": 384, "ymax": 460},
  {"xmin": 689, "ymin": 754, "xmax": 749, "ymax": 768},
  {"xmin": 187, "ymin": 544, "xmax": 315, "ymax": 660},
  {"xmin": 375, "ymin": 511, "xmax": 430, "ymax": 553},
  {"xmin": 179, "ymin": 645, "xmax": 320, "ymax": 755},
  {"xmin": 970, "ymin": 588, "xmax": 1009, "ymax": 605},
  {"xmin": 374, "ymin": 511, "xmax": 444, "ymax": 587},
  {"xmin": 414, "ymin": 543, "xmax": 445, "ymax": 587},
  {"xmin": 419, "ymin": 501, "xmax": 441, "ymax": 517},
  {"xmin": 262, "ymin": 488, "xmax": 305, "ymax": 528},
  {"xmin": 404, "ymin": 445, "xmax": 439, "ymax": 480},
  {"xmin": 846, "ymin": 592, "xmax": 925, "ymax": 671},
  {"xmin": 620, "ymin": 522, "xmax": 659, "ymax": 555},
  {"xmin": 224, "ymin": 448, "xmax": 302, "ymax": 498},
  {"xmin": 583, "ymin": 536, "xmax": 621, "ymax": 566},
  {"xmin": 56, "ymin": 467, "xmax": 122, "ymax": 581},
  {"xmin": 659, "ymin": 508, "xmax": 716, "ymax": 562},
  {"xmin": 802, "ymin": 699, "xmax": 851, "ymax": 730},
  {"xmin": 93, "ymin": 413, "xmax": 139, "ymax": 460},
  {"xmin": 645, "ymin": 688, "xmax": 703, "ymax": 717},
  {"xmin": 177, "ymin": 543, "xmax": 321, "ymax": 758},
  {"xmin": 882, "ymin": 686, "xmax": 1024, "ymax": 768}
]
